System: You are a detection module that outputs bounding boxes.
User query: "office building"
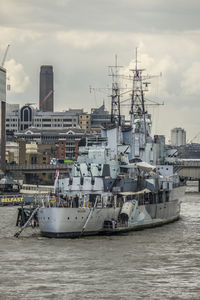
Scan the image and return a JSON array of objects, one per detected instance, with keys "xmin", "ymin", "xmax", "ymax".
[
  {"xmin": 39, "ymin": 65, "xmax": 54, "ymax": 112},
  {"xmin": 0, "ymin": 66, "xmax": 6, "ymax": 173},
  {"xmin": 171, "ymin": 127, "xmax": 186, "ymax": 146},
  {"xmin": 6, "ymin": 105, "xmax": 82, "ymax": 133}
]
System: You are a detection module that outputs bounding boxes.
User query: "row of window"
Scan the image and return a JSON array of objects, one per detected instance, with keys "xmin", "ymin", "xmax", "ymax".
[
  {"xmin": 80, "ymin": 115, "xmax": 90, "ymax": 119},
  {"xmin": 34, "ymin": 124, "xmax": 76, "ymax": 128},
  {"xmin": 6, "ymin": 118, "xmax": 77, "ymax": 123},
  {"xmin": 18, "ymin": 135, "xmax": 83, "ymax": 140},
  {"xmin": 6, "ymin": 124, "xmax": 18, "ymax": 127},
  {"xmin": 32, "ymin": 118, "xmax": 76, "ymax": 122},
  {"xmin": 6, "ymin": 118, "xmax": 18, "ymax": 122}
]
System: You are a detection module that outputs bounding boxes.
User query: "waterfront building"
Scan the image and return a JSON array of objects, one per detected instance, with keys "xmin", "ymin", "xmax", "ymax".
[
  {"xmin": 0, "ymin": 66, "xmax": 6, "ymax": 173},
  {"xmin": 6, "ymin": 103, "xmax": 116, "ymax": 136},
  {"xmin": 6, "ymin": 104, "xmax": 119, "ymax": 149},
  {"xmin": 15, "ymin": 127, "xmax": 92, "ymax": 160},
  {"xmin": 39, "ymin": 65, "xmax": 54, "ymax": 112},
  {"xmin": 171, "ymin": 127, "xmax": 186, "ymax": 146},
  {"xmin": 23, "ymin": 141, "xmax": 56, "ymax": 184},
  {"xmin": 6, "ymin": 105, "xmax": 82, "ymax": 133}
]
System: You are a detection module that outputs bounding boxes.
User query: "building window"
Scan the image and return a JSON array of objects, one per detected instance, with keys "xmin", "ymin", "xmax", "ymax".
[
  {"xmin": 63, "ymin": 119, "xmax": 72, "ymax": 122},
  {"xmin": 21, "ymin": 106, "xmax": 32, "ymax": 123}
]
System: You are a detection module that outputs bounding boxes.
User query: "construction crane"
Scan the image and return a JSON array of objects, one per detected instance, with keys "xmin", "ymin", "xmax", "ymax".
[
  {"xmin": 187, "ymin": 132, "xmax": 200, "ymax": 144},
  {"xmin": 1, "ymin": 44, "xmax": 10, "ymax": 68}
]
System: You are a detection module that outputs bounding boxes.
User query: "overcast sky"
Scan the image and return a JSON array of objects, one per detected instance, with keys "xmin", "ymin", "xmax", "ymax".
[{"xmin": 1, "ymin": 0, "xmax": 200, "ymax": 141}]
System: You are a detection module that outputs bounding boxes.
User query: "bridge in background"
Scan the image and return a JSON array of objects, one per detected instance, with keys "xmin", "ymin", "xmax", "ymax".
[
  {"xmin": 6, "ymin": 164, "xmax": 72, "ymax": 185},
  {"xmin": 5, "ymin": 159, "xmax": 200, "ymax": 190},
  {"xmin": 177, "ymin": 159, "xmax": 200, "ymax": 179},
  {"xmin": 6, "ymin": 163, "xmax": 72, "ymax": 174}
]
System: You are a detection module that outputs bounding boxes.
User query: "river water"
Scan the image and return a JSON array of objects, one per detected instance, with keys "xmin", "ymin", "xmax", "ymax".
[{"xmin": 0, "ymin": 187, "xmax": 200, "ymax": 299}]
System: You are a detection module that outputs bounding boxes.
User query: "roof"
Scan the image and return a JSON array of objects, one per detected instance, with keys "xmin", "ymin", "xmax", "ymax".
[{"xmin": 15, "ymin": 127, "xmax": 87, "ymax": 136}]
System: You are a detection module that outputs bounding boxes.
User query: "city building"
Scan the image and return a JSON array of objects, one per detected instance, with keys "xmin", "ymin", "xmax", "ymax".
[
  {"xmin": 0, "ymin": 66, "xmax": 6, "ymax": 173},
  {"xmin": 18, "ymin": 139, "xmax": 26, "ymax": 165},
  {"xmin": 39, "ymin": 65, "xmax": 54, "ymax": 112},
  {"xmin": 6, "ymin": 103, "xmax": 19, "ymax": 112},
  {"xmin": 6, "ymin": 141, "xmax": 19, "ymax": 164},
  {"xmin": 6, "ymin": 105, "xmax": 82, "ymax": 133},
  {"xmin": 6, "ymin": 102, "xmax": 118, "ymax": 136},
  {"xmin": 79, "ymin": 112, "xmax": 91, "ymax": 131},
  {"xmin": 90, "ymin": 104, "xmax": 111, "ymax": 133},
  {"xmin": 23, "ymin": 141, "xmax": 56, "ymax": 184},
  {"xmin": 171, "ymin": 127, "xmax": 186, "ymax": 146},
  {"xmin": 56, "ymin": 139, "xmax": 66, "ymax": 159},
  {"xmin": 15, "ymin": 127, "xmax": 92, "ymax": 159}
]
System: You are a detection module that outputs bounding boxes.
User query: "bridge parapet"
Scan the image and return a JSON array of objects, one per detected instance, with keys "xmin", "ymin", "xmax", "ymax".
[
  {"xmin": 6, "ymin": 164, "xmax": 72, "ymax": 172},
  {"xmin": 177, "ymin": 159, "xmax": 200, "ymax": 167}
]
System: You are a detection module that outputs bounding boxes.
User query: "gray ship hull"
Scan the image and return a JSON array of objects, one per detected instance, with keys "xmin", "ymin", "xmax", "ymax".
[
  {"xmin": 38, "ymin": 186, "xmax": 184, "ymax": 238},
  {"xmin": 38, "ymin": 207, "xmax": 120, "ymax": 238}
]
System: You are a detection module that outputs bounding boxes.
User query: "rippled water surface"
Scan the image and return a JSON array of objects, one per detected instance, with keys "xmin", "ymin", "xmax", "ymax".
[{"xmin": 0, "ymin": 191, "xmax": 200, "ymax": 300}]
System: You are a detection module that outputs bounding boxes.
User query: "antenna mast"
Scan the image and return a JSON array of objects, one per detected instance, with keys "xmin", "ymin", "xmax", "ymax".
[
  {"xmin": 130, "ymin": 48, "xmax": 147, "ymax": 140},
  {"xmin": 109, "ymin": 55, "xmax": 122, "ymax": 126}
]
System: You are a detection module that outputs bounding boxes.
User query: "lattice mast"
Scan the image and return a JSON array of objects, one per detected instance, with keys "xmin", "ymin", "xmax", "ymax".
[
  {"xmin": 109, "ymin": 55, "xmax": 123, "ymax": 126},
  {"xmin": 130, "ymin": 48, "xmax": 148, "ymax": 140}
]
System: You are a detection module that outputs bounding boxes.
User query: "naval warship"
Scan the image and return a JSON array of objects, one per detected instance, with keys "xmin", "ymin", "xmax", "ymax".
[{"xmin": 37, "ymin": 55, "xmax": 185, "ymax": 238}]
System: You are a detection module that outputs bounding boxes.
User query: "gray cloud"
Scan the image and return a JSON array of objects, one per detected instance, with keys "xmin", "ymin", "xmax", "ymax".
[
  {"xmin": 0, "ymin": 0, "xmax": 200, "ymax": 141},
  {"xmin": 1, "ymin": 0, "xmax": 200, "ymax": 32}
]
